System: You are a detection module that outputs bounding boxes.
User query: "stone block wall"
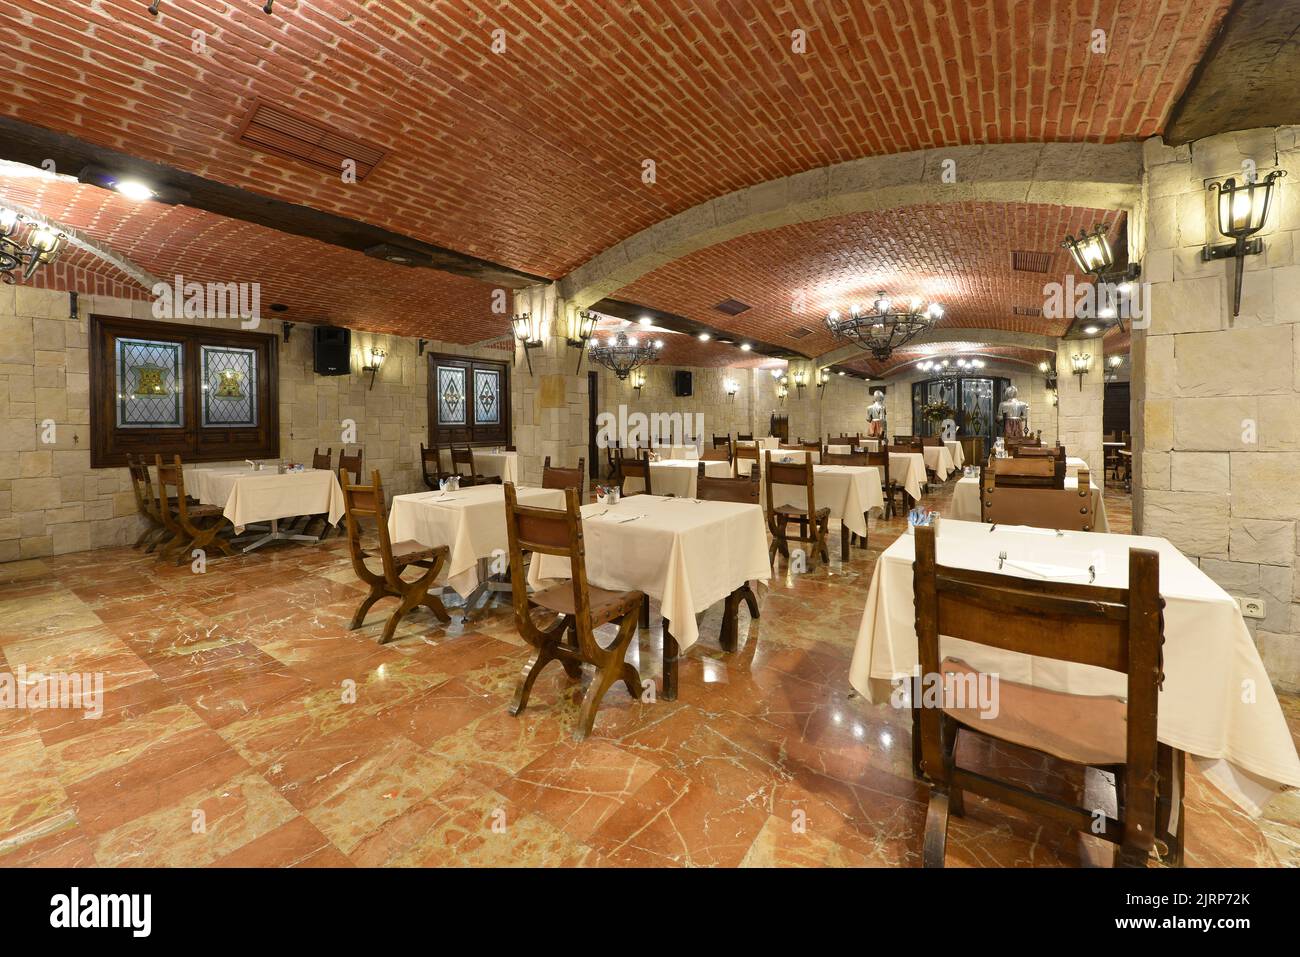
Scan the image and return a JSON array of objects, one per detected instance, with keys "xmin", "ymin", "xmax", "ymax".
[
  {"xmin": 1136, "ymin": 127, "xmax": 1300, "ymax": 690},
  {"xmin": 0, "ymin": 284, "xmax": 511, "ymax": 560}
]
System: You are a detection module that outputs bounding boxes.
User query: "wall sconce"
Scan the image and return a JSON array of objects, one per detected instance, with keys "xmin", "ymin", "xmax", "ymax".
[
  {"xmin": 1062, "ymin": 223, "xmax": 1141, "ymax": 330},
  {"xmin": 1070, "ymin": 352, "xmax": 1092, "ymax": 390},
  {"xmin": 776, "ymin": 377, "xmax": 789, "ymax": 403},
  {"xmin": 723, "ymin": 377, "xmax": 739, "ymax": 400},
  {"xmin": 417, "ymin": 338, "xmax": 428, "ymax": 357},
  {"xmin": 1038, "ymin": 359, "xmax": 1058, "ymax": 391},
  {"xmin": 791, "ymin": 369, "xmax": 808, "ymax": 396},
  {"xmin": 1050, "ymin": 389, "xmax": 1059, "ymax": 407},
  {"xmin": 631, "ymin": 369, "xmax": 647, "ymax": 394},
  {"xmin": 511, "ymin": 311, "xmax": 546, "ymax": 374},
  {"xmin": 816, "ymin": 367, "xmax": 830, "ymax": 396},
  {"xmin": 562, "ymin": 306, "xmax": 598, "ymax": 372},
  {"xmin": 362, "ymin": 347, "xmax": 386, "ymax": 389},
  {"xmin": 1205, "ymin": 170, "xmax": 1286, "ymax": 318}
]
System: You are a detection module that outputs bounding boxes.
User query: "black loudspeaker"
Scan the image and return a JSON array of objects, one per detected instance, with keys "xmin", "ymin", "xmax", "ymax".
[
  {"xmin": 313, "ymin": 326, "xmax": 351, "ymax": 376},
  {"xmin": 674, "ymin": 370, "xmax": 693, "ymax": 397}
]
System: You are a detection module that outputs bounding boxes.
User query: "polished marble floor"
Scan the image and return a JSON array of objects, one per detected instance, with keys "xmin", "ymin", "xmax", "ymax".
[{"xmin": 0, "ymin": 477, "xmax": 1296, "ymax": 867}]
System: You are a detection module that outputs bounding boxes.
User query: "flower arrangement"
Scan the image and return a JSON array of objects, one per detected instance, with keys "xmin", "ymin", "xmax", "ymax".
[{"xmin": 921, "ymin": 400, "xmax": 956, "ymax": 424}]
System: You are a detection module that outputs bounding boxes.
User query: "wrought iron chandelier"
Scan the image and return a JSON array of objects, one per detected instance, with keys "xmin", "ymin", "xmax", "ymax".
[
  {"xmin": 825, "ymin": 291, "xmax": 942, "ymax": 361},
  {"xmin": 588, "ymin": 331, "xmax": 663, "ymax": 380},
  {"xmin": 917, "ymin": 356, "xmax": 984, "ymax": 377},
  {"xmin": 0, "ymin": 208, "xmax": 65, "ymax": 284}
]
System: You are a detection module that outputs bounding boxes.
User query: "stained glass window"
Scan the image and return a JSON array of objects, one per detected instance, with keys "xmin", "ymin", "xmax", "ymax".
[
  {"xmin": 474, "ymin": 368, "xmax": 500, "ymax": 425},
  {"xmin": 437, "ymin": 366, "xmax": 466, "ymax": 425},
  {"xmin": 201, "ymin": 345, "xmax": 258, "ymax": 427},
  {"xmin": 116, "ymin": 338, "xmax": 183, "ymax": 428}
]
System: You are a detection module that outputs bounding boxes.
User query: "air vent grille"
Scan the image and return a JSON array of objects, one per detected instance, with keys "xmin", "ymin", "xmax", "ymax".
[
  {"xmin": 238, "ymin": 100, "xmax": 387, "ymax": 180},
  {"xmin": 1012, "ymin": 305, "xmax": 1043, "ymax": 316},
  {"xmin": 1011, "ymin": 250, "xmax": 1055, "ymax": 273},
  {"xmin": 713, "ymin": 298, "xmax": 751, "ymax": 316}
]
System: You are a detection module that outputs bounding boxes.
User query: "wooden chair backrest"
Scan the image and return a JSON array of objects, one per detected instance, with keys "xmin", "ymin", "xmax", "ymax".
[
  {"xmin": 1013, "ymin": 444, "xmax": 1066, "ymax": 460},
  {"xmin": 920, "ymin": 435, "xmax": 942, "ymax": 447},
  {"xmin": 338, "ymin": 448, "xmax": 364, "ymax": 484},
  {"xmin": 696, "ymin": 464, "xmax": 760, "ymax": 504},
  {"xmin": 153, "ymin": 454, "xmax": 196, "ymax": 528},
  {"xmin": 502, "ymin": 484, "xmax": 602, "ymax": 659},
  {"xmin": 912, "ymin": 523, "xmax": 1163, "ymax": 849},
  {"xmin": 542, "ymin": 456, "xmax": 585, "ymax": 498},
  {"xmin": 893, "ymin": 434, "xmax": 918, "ymax": 447},
  {"xmin": 863, "ymin": 449, "xmax": 891, "ymax": 487},
  {"xmin": 712, "ymin": 433, "xmax": 731, "ymax": 448},
  {"xmin": 987, "ymin": 454, "xmax": 1065, "ymax": 488},
  {"xmin": 339, "ymin": 467, "xmax": 403, "ymax": 586},
  {"xmin": 737, "ymin": 433, "xmax": 754, "ymax": 442},
  {"xmin": 449, "ymin": 446, "xmax": 476, "ymax": 477},
  {"xmin": 821, "ymin": 451, "xmax": 871, "ymax": 468},
  {"xmin": 419, "ymin": 443, "xmax": 442, "ymax": 488},
  {"xmin": 126, "ymin": 453, "xmax": 156, "ymax": 519},
  {"xmin": 312, "ymin": 447, "xmax": 333, "ymax": 471},
  {"xmin": 618, "ymin": 456, "xmax": 652, "ymax": 495},
  {"xmin": 763, "ymin": 450, "xmax": 817, "ymax": 521},
  {"xmin": 733, "ymin": 443, "xmax": 759, "ymax": 478},
  {"xmin": 980, "ymin": 467, "xmax": 1093, "ymax": 530}
]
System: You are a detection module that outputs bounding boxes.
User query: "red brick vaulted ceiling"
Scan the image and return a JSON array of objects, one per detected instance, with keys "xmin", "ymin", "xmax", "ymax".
[
  {"xmin": 0, "ymin": 0, "xmax": 1230, "ymax": 278},
  {"xmin": 0, "ymin": 172, "xmax": 503, "ymax": 341},
  {"xmin": 613, "ymin": 201, "xmax": 1125, "ymax": 357}
]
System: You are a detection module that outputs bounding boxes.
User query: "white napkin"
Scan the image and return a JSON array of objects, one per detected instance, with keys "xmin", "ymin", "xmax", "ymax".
[{"xmin": 1002, "ymin": 559, "xmax": 1091, "ymax": 580}]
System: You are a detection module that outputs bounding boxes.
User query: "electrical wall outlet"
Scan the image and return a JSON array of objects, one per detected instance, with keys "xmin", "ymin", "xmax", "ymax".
[{"xmin": 1238, "ymin": 597, "xmax": 1266, "ymax": 619}]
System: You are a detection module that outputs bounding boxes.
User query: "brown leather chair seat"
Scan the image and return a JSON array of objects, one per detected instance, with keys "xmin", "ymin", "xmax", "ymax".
[
  {"xmin": 531, "ymin": 582, "xmax": 642, "ymax": 624},
  {"xmin": 940, "ymin": 658, "xmax": 1127, "ymax": 767}
]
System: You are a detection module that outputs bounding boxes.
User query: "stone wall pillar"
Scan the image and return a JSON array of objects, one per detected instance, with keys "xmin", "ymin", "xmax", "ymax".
[
  {"xmin": 510, "ymin": 284, "xmax": 587, "ymax": 486},
  {"xmin": 1136, "ymin": 127, "xmax": 1300, "ymax": 691},
  {"xmin": 1056, "ymin": 338, "xmax": 1104, "ymax": 474}
]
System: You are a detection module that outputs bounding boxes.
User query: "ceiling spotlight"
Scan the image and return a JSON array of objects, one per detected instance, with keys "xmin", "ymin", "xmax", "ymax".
[
  {"xmin": 1083, "ymin": 325, "xmax": 1099, "ymax": 336},
  {"xmin": 114, "ymin": 179, "xmax": 156, "ymax": 202},
  {"xmin": 638, "ymin": 317, "xmax": 653, "ymax": 327},
  {"xmin": 697, "ymin": 332, "xmax": 711, "ymax": 341},
  {"xmin": 77, "ymin": 165, "xmax": 188, "ymax": 204},
  {"xmin": 740, "ymin": 343, "xmax": 752, "ymax": 351}
]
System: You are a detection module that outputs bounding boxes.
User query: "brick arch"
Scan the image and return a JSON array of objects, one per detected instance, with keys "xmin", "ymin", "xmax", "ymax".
[{"xmin": 558, "ymin": 142, "xmax": 1142, "ymax": 310}]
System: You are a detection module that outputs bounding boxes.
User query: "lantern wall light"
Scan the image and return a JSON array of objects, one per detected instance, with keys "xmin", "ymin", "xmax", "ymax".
[
  {"xmin": 511, "ymin": 311, "xmax": 547, "ymax": 374},
  {"xmin": 0, "ymin": 208, "xmax": 65, "ymax": 284},
  {"xmin": 791, "ymin": 369, "xmax": 808, "ymax": 395},
  {"xmin": 724, "ymin": 377, "xmax": 739, "ymax": 400},
  {"xmin": 1070, "ymin": 352, "xmax": 1092, "ymax": 390},
  {"xmin": 1204, "ymin": 169, "xmax": 1286, "ymax": 318},
  {"xmin": 631, "ymin": 369, "xmax": 647, "ymax": 394},
  {"xmin": 361, "ymin": 347, "xmax": 386, "ymax": 390},
  {"xmin": 816, "ymin": 367, "xmax": 830, "ymax": 396},
  {"xmin": 562, "ymin": 307, "xmax": 598, "ymax": 372},
  {"xmin": 1061, "ymin": 223, "xmax": 1142, "ymax": 331}
]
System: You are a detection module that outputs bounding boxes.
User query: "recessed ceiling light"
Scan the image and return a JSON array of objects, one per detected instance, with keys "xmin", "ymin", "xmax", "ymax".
[
  {"xmin": 739, "ymin": 343, "xmax": 752, "ymax": 351},
  {"xmin": 113, "ymin": 179, "xmax": 156, "ymax": 202},
  {"xmin": 697, "ymin": 332, "xmax": 711, "ymax": 341},
  {"xmin": 1084, "ymin": 325, "xmax": 1099, "ymax": 335},
  {"xmin": 638, "ymin": 317, "xmax": 653, "ymax": 326}
]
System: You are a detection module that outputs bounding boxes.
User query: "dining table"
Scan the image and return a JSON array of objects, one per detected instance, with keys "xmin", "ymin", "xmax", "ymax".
[
  {"xmin": 527, "ymin": 493, "xmax": 772, "ymax": 699},
  {"xmin": 436, "ymin": 447, "xmax": 519, "ymax": 485},
  {"xmin": 187, "ymin": 465, "xmax": 345, "ymax": 550},
  {"xmin": 848, "ymin": 518, "xmax": 1300, "ymax": 816},
  {"xmin": 388, "ymin": 483, "xmax": 566, "ymax": 602},
  {"xmin": 618, "ymin": 457, "xmax": 731, "ymax": 498},
  {"xmin": 767, "ymin": 464, "xmax": 885, "ymax": 559},
  {"xmin": 920, "ymin": 444, "xmax": 958, "ymax": 478},
  {"xmin": 888, "ymin": 451, "xmax": 927, "ymax": 501},
  {"xmin": 949, "ymin": 474, "xmax": 1109, "ymax": 531}
]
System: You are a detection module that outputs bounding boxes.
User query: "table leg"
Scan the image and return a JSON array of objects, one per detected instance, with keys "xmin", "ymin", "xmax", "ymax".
[
  {"xmin": 911, "ymin": 704, "xmax": 925, "ymax": 780},
  {"xmin": 240, "ymin": 517, "xmax": 322, "ymax": 553},
  {"xmin": 840, "ymin": 522, "xmax": 849, "ymax": 561},
  {"xmin": 661, "ymin": 618, "xmax": 678, "ymax": 701}
]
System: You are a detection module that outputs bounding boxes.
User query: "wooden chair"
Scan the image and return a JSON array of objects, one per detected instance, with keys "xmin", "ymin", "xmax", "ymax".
[
  {"xmin": 893, "ymin": 434, "xmax": 920, "ymax": 448},
  {"xmin": 605, "ymin": 440, "xmax": 621, "ymax": 480},
  {"xmin": 866, "ymin": 449, "xmax": 904, "ymax": 520},
  {"xmin": 125, "ymin": 453, "xmax": 168, "ymax": 552},
  {"xmin": 420, "ymin": 442, "xmax": 447, "ymax": 490},
  {"xmin": 617, "ymin": 456, "xmax": 652, "ymax": 495},
  {"xmin": 296, "ymin": 446, "xmax": 336, "ymax": 535},
  {"xmin": 980, "ymin": 467, "xmax": 1094, "ymax": 531},
  {"xmin": 1014, "ymin": 443, "xmax": 1066, "ymax": 460},
  {"xmin": 736, "ymin": 432, "xmax": 754, "ymax": 442},
  {"xmin": 340, "ymin": 468, "xmax": 450, "ymax": 644},
  {"xmin": 503, "ymin": 483, "xmax": 643, "ymax": 740},
  {"xmin": 154, "ymin": 454, "xmax": 236, "ymax": 565},
  {"xmin": 920, "ymin": 435, "xmax": 942, "ymax": 447},
  {"xmin": 450, "ymin": 446, "xmax": 497, "ymax": 486},
  {"xmin": 694, "ymin": 465, "xmax": 762, "ymax": 650},
  {"xmin": 701, "ymin": 436, "xmax": 732, "ymax": 462},
  {"xmin": 712, "ymin": 433, "xmax": 731, "ymax": 450},
  {"xmin": 986, "ymin": 454, "xmax": 1065, "ymax": 488},
  {"xmin": 542, "ymin": 455, "xmax": 585, "ymax": 499},
  {"xmin": 764, "ymin": 450, "xmax": 830, "ymax": 568},
  {"xmin": 1004, "ymin": 431, "xmax": 1043, "ymax": 451},
  {"xmin": 338, "ymin": 447, "xmax": 364, "ymax": 483},
  {"xmin": 312, "ymin": 447, "xmax": 333, "ymax": 470},
  {"xmin": 733, "ymin": 443, "xmax": 760, "ymax": 479},
  {"xmin": 911, "ymin": 523, "xmax": 1181, "ymax": 867}
]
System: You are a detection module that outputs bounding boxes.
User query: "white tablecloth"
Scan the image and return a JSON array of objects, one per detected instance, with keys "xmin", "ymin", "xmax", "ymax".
[
  {"xmin": 189, "ymin": 467, "xmax": 345, "ymax": 533},
  {"xmin": 921, "ymin": 444, "xmax": 958, "ymax": 477},
  {"xmin": 945, "ymin": 441, "xmax": 965, "ymax": 469},
  {"xmin": 848, "ymin": 519, "xmax": 1300, "ymax": 815},
  {"xmin": 527, "ymin": 494, "xmax": 771, "ymax": 651},
  {"xmin": 657, "ymin": 445, "xmax": 700, "ymax": 460},
  {"xmin": 388, "ymin": 484, "xmax": 565, "ymax": 597},
  {"xmin": 825, "ymin": 444, "xmax": 853, "ymax": 456},
  {"xmin": 736, "ymin": 448, "xmax": 820, "ymax": 476},
  {"xmin": 1065, "ymin": 456, "xmax": 1090, "ymax": 480},
  {"xmin": 950, "ymin": 475, "xmax": 1109, "ymax": 531},
  {"xmin": 769, "ymin": 465, "xmax": 885, "ymax": 538},
  {"xmin": 437, "ymin": 449, "xmax": 518, "ymax": 485},
  {"xmin": 888, "ymin": 452, "xmax": 926, "ymax": 501},
  {"xmin": 621, "ymin": 458, "xmax": 730, "ymax": 498}
]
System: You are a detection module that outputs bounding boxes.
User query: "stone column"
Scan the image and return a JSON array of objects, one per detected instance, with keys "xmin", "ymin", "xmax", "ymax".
[
  {"xmin": 1055, "ymin": 338, "xmax": 1104, "ymax": 475},
  {"xmin": 1136, "ymin": 128, "xmax": 1300, "ymax": 691},
  {"xmin": 510, "ymin": 284, "xmax": 587, "ymax": 486}
]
